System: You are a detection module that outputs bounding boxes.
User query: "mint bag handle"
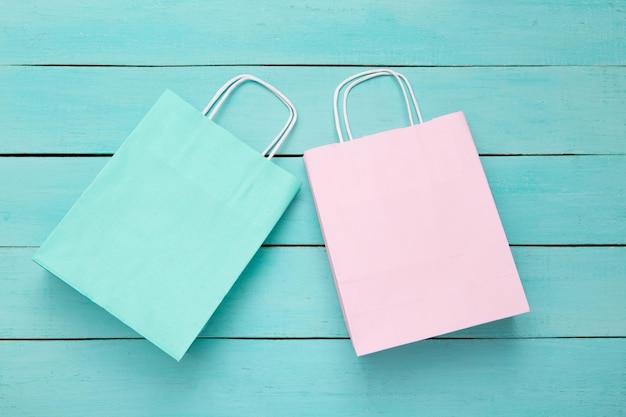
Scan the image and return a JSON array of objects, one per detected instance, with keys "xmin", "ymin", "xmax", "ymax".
[
  {"xmin": 202, "ymin": 74, "xmax": 297, "ymax": 159},
  {"xmin": 333, "ymin": 69, "xmax": 423, "ymax": 143}
]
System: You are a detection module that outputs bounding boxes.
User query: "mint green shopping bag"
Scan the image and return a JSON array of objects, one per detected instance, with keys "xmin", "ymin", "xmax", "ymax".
[{"xmin": 33, "ymin": 75, "xmax": 301, "ymax": 360}]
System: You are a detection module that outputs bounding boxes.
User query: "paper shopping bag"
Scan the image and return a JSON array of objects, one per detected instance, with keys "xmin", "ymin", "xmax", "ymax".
[
  {"xmin": 304, "ymin": 70, "xmax": 529, "ymax": 356},
  {"xmin": 33, "ymin": 75, "xmax": 301, "ymax": 360}
]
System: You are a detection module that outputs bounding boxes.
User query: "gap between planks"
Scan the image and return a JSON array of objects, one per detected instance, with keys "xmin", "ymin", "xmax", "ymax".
[
  {"xmin": 3, "ymin": 64, "xmax": 626, "ymax": 68},
  {"xmin": 2, "ymin": 244, "xmax": 626, "ymax": 249},
  {"xmin": 0, "ymin": 154, "xmax": 619, "ymax": 157},
  {"xmin": 3, "ymin": 336, "xmax": 625, "ymax": 342}
]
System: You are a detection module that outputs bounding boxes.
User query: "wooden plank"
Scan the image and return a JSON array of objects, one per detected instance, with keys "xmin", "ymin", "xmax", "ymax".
[
  {"xmin": 1, "ymin": 246, "xmax": 624, "ymax": 339},
  {"xmin": 1, "ymin": 338, "xmax": 624, "ymax": 416},
  {"xmin": 1, "ymin": 156, "xmax": 624, "ymax": 246},
  {"xmin": 1, "ymin": 1, "xmax": 625, "ymax": 65},
  {"xmin": 1, "ymin": 66, "xmax": 625, "ymax": 155}
]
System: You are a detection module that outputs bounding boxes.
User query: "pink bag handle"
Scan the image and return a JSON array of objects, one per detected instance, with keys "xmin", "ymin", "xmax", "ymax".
[
  {"xmin": 202, "ymin": 74, "xmax": 297, "ymax": 159},
  {"xmin": 333, "ymin": 69, "xmax": 423, "ymax": 142}
]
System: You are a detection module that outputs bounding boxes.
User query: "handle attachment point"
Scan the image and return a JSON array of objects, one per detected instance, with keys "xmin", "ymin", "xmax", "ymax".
[
  {"xmin": 203, "ymin": 75, "xmax": 297, "ymax": 159},
  {"xmin": 333, "ymin": 69, "xmax": 423, "ymax": 143}
]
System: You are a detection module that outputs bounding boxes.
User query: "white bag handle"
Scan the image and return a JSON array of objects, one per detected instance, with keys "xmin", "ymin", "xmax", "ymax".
[
  {"xmin": 333, "ymin": 69, "xmax": 423, "ymax": 142},
  {"xmin": 202, "ymin": 74, "xmax": 297, "ymax": 159}
]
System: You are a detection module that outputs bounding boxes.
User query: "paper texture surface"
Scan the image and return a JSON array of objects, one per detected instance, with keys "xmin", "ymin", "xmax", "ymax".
[
  {"xmin": 34, "ymin": 90, "xmax": 301, "ymax": 360},
  {"xmin": 304, "ymin": 112, "xmax": 529, "ymax": 356}
]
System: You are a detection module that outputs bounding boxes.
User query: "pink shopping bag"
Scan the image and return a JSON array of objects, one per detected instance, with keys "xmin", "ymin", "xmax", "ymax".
[{"xmin": 304, "ymin": 70, "xmax": 529, "ymax": 356}]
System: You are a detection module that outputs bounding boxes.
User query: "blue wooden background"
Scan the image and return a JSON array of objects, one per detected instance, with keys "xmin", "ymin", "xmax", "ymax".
[{"xmin": 1, "ymin": 1, "xmax": 625, "ymax": 415}]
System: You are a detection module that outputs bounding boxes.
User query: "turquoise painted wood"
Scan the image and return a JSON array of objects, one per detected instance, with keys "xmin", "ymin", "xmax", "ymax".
[
  {"xmin": 2, "ymin": 247, "xmax": 625, "ymax": 339},
  {"xmin": 1, "ymin": 156, "xmax": 624, "ymax": 246},
  {"xmin": 1, "ymin": 66, "xmax": 625, "ymax": 155},
  {"xmin": 2, "ymin": 1, "xmax": 625, "ymax": 66},
  {"xmin": 1, "ymin": 339, "xmax": 625, "ymax": 416},
  {"xmin": 2, "ymin": 1, "xmax": 625, "ymax": 415}
]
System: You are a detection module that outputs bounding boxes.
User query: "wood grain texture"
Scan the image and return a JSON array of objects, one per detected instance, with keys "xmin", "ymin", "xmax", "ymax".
[
  {"xmin": 1, "ymin": 338, "xmax": 624, "ymax": 417},
  {"xmin": 2, "ymin": 246, "xmax": 625, "ymax": 340},
  {"xmin": 1, "ymin": 156, "xmax": 624, "ymax": 246},
  {"xmin": 2, "ymin": 0, "xmax": 625, "ymax": 66},
  {"xmin": 1, "ymin": 66, "xmax": 625, "ymax": 155},
  {"xmin": 2, "ymin": 1, "xmax": 625, "ymax": 414}
]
